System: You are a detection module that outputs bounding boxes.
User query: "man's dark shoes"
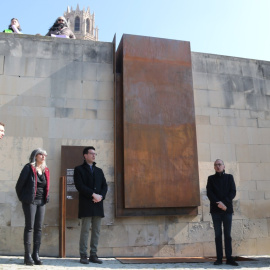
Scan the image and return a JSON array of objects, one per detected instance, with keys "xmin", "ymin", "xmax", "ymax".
[
  {"xmin": 80, "ymin": 255, "xmax": 89, "ymax": 264},
  {"xmin": 214, "ymin": 260, "xmax": 222, "ymax": 265},
  {"xmin": 89, "ymin": 254, "xmax": 103, "ymax": 264},
  {"xmin": 226, "ymin": 259, "xmax": 239, "ymax": 266}
]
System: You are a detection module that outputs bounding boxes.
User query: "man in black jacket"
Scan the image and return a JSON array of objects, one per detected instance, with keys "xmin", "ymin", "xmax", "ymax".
[
  {"xmin": 206, "ymin": 159, "xmax": 238, "ymax": 266},
  {"xmin": 74, "ymin": 146, "xmax": 108, "ymax": 265}
]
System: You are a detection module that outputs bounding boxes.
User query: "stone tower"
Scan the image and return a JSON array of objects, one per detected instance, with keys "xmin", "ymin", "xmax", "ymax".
[{"xmin": 64, "ymin": 4, "xmax": 98, "ymax": 41}]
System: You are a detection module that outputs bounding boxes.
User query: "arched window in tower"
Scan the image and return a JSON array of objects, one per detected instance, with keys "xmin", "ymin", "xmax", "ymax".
[
  {"xmin": 86, "ymin": 19, "xmax": 90, "ymax": 33},
  {"xmin": 75, "ymin": 16, "xmax": 80, "ymax": 31}
]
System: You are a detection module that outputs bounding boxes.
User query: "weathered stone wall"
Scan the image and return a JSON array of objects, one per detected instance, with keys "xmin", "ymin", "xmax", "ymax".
[
  {"xmin": 0, "ymin": 34, "xmax": 269, "ymax": 257},
  {"xmin": 193, "ymin": 52, "xmax": 270, "ymax": 256}
]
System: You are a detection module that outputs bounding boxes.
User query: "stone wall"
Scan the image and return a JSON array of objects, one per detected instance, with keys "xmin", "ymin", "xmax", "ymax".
[
  {"xmin": 193, "ymin": 52, "xmax": 270, "ymax": 256},
  {"xmin": 0, "ymin": 34, "xmax": 269, "ymax": 257}
]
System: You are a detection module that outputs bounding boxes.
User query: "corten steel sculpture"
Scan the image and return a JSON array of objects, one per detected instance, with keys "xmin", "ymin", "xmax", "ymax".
[{"xmin": 115, "ymin": 34, "xmax": 200, "ymax": 216}]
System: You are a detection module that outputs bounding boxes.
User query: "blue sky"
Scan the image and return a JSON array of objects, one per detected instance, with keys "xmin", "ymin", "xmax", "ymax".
[{"xmin": 2, "ymin": 0, "xmax": 270, "ymax": 61}]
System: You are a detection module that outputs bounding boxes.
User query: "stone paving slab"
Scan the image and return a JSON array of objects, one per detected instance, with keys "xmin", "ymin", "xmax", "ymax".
[{"xmin": 0, "ymin": 256, "xmax": 269, "ymax": 270}]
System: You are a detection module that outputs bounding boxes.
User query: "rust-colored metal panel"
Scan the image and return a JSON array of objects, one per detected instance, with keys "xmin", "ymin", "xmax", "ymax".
[
  {"xmin": 121, "ymin": 35, "xmax": 200, "ymax": 209},
  {"xmin": 61, "ymin": 146, "xmax": 85, "ymax": 219}
]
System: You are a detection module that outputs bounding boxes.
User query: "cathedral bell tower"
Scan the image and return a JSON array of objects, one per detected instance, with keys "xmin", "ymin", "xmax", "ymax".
[{"xmin": 64, "ymin": 4, "xmax": 98, "ymax": 41}]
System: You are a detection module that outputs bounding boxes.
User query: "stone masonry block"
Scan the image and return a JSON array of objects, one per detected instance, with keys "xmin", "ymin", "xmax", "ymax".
[
  {"xmin": 11, "ymin": 197, "xmax": 24, "ymax": 227},
  {"xmin": 196, "ymin": 125, "xmax": 225, "ymax": 144},
  {"xmin": 97, "ymin": 63, "xmax": 114, "ymax": 82},
  {"xmin": 258, "ymin": 119, "xmax": 270, "ymax": 128},
  {"xmin": 4, "ymin": 56, "xmax": 36, "ymax": 77},
  {"xmin": 0, "ymin": 226, "xmax": 11, "ymax": 253},
  {"xmin": 65, "ymin": 226, "xmax": 81, "ymax": 257},
  {"xmin": 175, "ymin": 242, "xmax": 204, "ymax": 257},
  {"xmin": 158, "ymin": 245, "xmax": 175, "ymax": 257},
  {"xmin": 112, "ymin": 246, "xmax": 149, "ymax": 257},
  {"xmin": 83, "ymin": 42, "xmax": 113, "ymax": 64},
  {"xmin": 217, "ymin": 108, "xmax": 239, "ymax": 117},
  {"xmin": 166, "ymin": 222, "xmax": 189, "ymax": 245},
  {"xmin": 240, "ymin": 60, "xmax": 260, "ymax": 78},
  {"xmin": 66, "ymin": 80, "xmax": 83, "ymax": 99},
  {"xmin": 256, "ymin": 181, "xmax": 270, "ymax": 191},
  {"xmin": 82, "ymin": 80, "xmax": 98, "ymax": 99},
  {"xmin": 202, "ymin": 241, "xmax": 216, "ymax": 257},
  {"xmin": 248, "ymin": 127, "xmax": 270, "ymax": 145},
  {"xmin": 254, "ymin": 200, "xmax": 270, "ymax": 219},
  {"xmin": 265, "ymin": 192, "xmax": 270, "ymax": 199},
  {"xmin": 66, "ymin": 61, "xmax": 83, "ymax": 81},
  {"xmin": 0, "ymin": 55, "xmax": 4, "ymax": 74},
  {"xmin": 206, "ymin": 58, "xmax": 242, "ymax": 76},
  {"xmin": 0, "ymin": 203, "xmax": 11, "ymax": 226},
  {"xmin": 191, "ymin": 53, "xmax": 207, "ymax": 73},
  {"xmin": 82, "ymin": 62, "xmax": 97, "ymax": 81},
  {"xmin": 233, "ymin": 200, "xmax": 255, "ymax": 219},
  {"xmin": 99, "ymin": 225, "xmax": 129, "ymax": 248},
  {"xmin": 188, "ymin": 222, "xmax": 214, "ymax": 243},
  {"xmin": 210, "ymin": 143, "xmax": 236, "ymax": 162},
  {"xmin": 97, "ymin": 109, "xmax": 114, "ymax": 120},
  {"xmin": 232, "ymin": 239, "xmax": 257, "ymax": 256},
  {"xmin": 30, "ymin": 78, "xmax": 51, "ymax": 97},
  {"xmin": 211, "ymin": 116, "xmax": 257, "ymax": 129},
  {"xmin": 10, "ymin": 227, "xmax": 24, "ymax": 254},
  {"xmin": 257, "ymin": 237, "xmax": 270, "ymax": 255},
  {"xmin": 246, "ymin": 93, "xmax": 269, "ymax": 111},
  {"xmin": 127, "ymin": 224, "xmax": 147, "ymax": 247},
  {"xmin": 43, "ymin": 192, "xmax": 59, "ymax": 226},
  {"xmin": 0, "ymin": 75, "xmax": 34, "ymax": 96},
  {"xmin": 195, "ymin": 115, "xmax": 210, "ymax": 125},
  {"xmin": 254, "ymin": 78, "xmax": 267, "ymax": 96},
  {"xmin": 200, "ymin": 107, "xmax": 219, "ymax": 116},
  {"xmin": 197, "ymin": 143, "xmax": 211, "ymax": 161},
  {"xmin": 193, "ymin": 72, "xmax": 208, "ymax": 90},
  {"xmin": 238, "ymin": 109, "xmax": 251, "ymax": 118},
  {"xmin": 223, "ymin": 126, "xmax": 250, "ymax": 144},
  {"xmin": 194, "ymin": 89, "xmax": 209, "ymax": 107},
  {"xmin": 231, "ymin": 219, "xmax": 244, "ymax": 240},
  {"xmin": 236, "ymin": 145, "xmax": 266, "ymax": 163},
  {"xmin": 35, "ymin": 58, "xmax": 67, "ymax": 78},
  {"xmin": 41, "ymin": 226, "xmax": 59, "ymax": 256},
  {"xmin": 0, "ymin": 192, "xmax": 5, "ymax": 203},
  {"xmin": 243, "ymin": 219, "xmax": 268, "ymax": 239},
  {"xmin": 96, "ymin": 81, "xmax": 114, "ymax": 100}
]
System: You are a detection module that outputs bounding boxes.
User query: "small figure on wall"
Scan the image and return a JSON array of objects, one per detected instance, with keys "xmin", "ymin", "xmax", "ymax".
[
  {"xmin": 3, "ymin": 18, "xmax": 22, "ymax": 34},
  {"xmin": 0, "ymin": 122, "xmax": 5, "ymax": 139},
  {"xmin": 46, "ymin": 16, "xmax": 76, "ymax": 39}
]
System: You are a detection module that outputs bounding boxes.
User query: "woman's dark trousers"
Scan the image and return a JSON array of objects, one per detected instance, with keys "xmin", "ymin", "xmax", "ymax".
[{"xmin": 22, "ymin": 200, "xmax": 45, "ymax": 265}]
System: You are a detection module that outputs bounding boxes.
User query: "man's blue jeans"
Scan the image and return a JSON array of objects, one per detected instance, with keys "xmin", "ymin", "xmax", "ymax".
[{"xmin": 211, "ymin": 212, "xmax": 233, "ymax": 261}]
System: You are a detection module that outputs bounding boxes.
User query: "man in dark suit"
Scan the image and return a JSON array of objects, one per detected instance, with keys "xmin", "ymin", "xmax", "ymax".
[
  {"xmin": 206, "ymin": 159, "xmax": 238, "ymax": 266},
  {"xmin": 74, "ymin": 146, "xmax": 108, "ymax": 264}
]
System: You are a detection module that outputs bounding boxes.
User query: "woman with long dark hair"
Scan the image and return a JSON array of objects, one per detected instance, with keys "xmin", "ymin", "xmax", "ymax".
[
  {"xmin": 46, "ymin": 16, "xmax": 76, "ymax": 39},
  {"xmin": 16, "ymin": 148, "xmax": 50, "ymax": 265}
]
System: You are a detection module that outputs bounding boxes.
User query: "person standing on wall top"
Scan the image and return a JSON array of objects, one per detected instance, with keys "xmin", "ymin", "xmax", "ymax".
[
  {"xmin": 3, "ymin": 18, "xmax": 22, "ymax": 33},
  {"xmin": 74, "ymin": 146, "xmax": 108, "ymax": 264},
  {"xmin": 16, "ymin": 148, "xmax": 50, "ymax": 266},
  {"xmin": 206, "ymin": 159, "xmax": 239, "ymax": 266},
  {"xmin": 46, "ymin": 16, "xmax": 76, "ymax": 39},
  {"xmin": 0, "ymin": 122, "xmax": 5, "ymax": 139}
]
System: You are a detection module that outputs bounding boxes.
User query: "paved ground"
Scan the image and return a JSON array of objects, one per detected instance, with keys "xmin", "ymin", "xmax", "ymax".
[{"xmin": 0, "ymin": 256, "xmax": 269, "ymax": 270}]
